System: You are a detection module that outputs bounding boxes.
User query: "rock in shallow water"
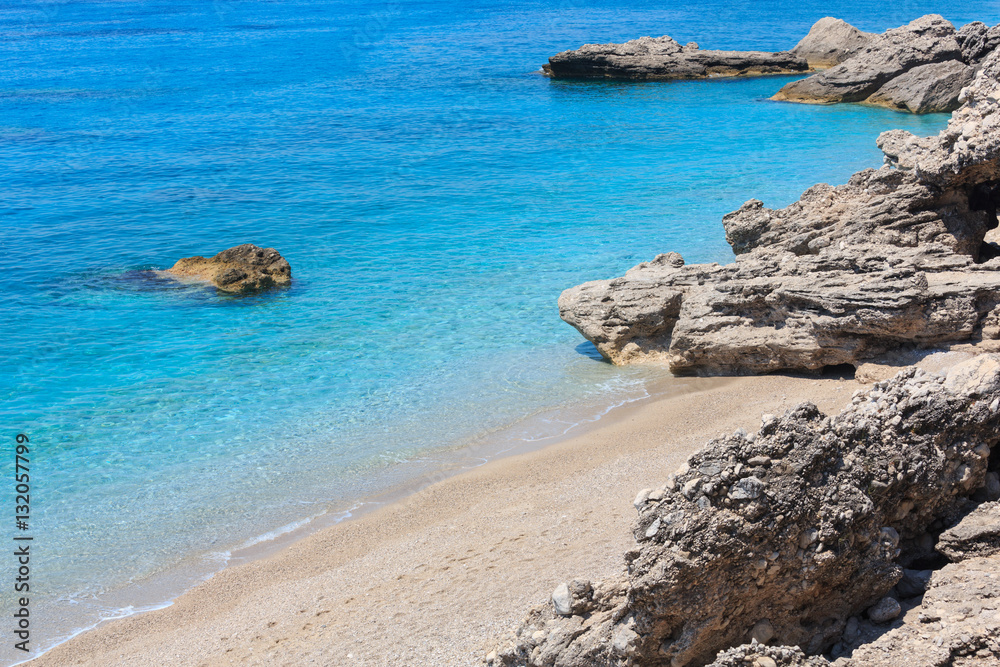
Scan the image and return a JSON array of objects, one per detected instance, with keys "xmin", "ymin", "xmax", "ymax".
[
  {"xmin": 542, "ymin": 35, "xmax": 808, "ymax": 80},
  {"xmin": 166, "ymin": 244, "xmax": 291, "ymax": 293}
]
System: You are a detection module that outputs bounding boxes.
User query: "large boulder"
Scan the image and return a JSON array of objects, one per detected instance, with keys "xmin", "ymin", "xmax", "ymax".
[
  {"xmin": 559, "ymin": 47, "xmax": 1000, "ymax": 374},
  {"xmin": 789, "ymin": 17, "xmax": 873, "ymax": 68},
  {"xmin": 865, "ymin": 59, "xmax": 974, "ymax": 113},
  {"xmin": 543, "ymin": 36, "xmax": 808, "ymax": 80},
  {"xmin": 773, "ymin": 15, "xmax": 962, "ymax": 105},
  {"xmin": 490, "ymin": 356, "xmax": 1000, "ymax": 667},
  {"xmin": 166, "ymin": 244, "xmax": 291, "ymax": 293},
  {"xmin": 936, "ymin": 501, "xmax": 1000, "ymax": 561}
]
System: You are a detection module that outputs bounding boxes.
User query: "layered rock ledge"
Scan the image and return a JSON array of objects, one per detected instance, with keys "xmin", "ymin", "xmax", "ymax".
[
  {"xmin": 559, "ymin": 46, "xmax": 1000, "ymax": 376},
  {"xmin": 773, "ymin": 15, "xmax": 999, "ymax": 114},
  {"xmin": 166, "ymin": 244, "xmax": 291, "ymax": 293},
  {"xmin": 543, "ymin": 36, "xmax": 808, "ymax": 80},
  {"xmin": 490, "ymin": 355, "xmax": 1000, "ymax": 667}
]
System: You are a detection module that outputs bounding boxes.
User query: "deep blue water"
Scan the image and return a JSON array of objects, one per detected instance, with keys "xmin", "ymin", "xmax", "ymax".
[{"xmin": 0, "ymin": 0, "xmax": 989, "ymax": 659}]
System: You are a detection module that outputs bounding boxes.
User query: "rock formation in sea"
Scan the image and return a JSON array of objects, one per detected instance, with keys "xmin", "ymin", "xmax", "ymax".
[
  {"xmin": 558, "ymin": 45, "xmax": 1000, "ymax": 375},
  {"xmin": 489, "ymin": 355, "xmax": 1000, "ymax": 667},
  {"xmin": 542, "ymin": 36, "xmax": 808, "ymax": 80},
  {"xmin": 773, "ymin": 15, "xmax": 997, "ymax": 114},
  {"xmin": 166, "ymin": 243, "xmax": 291, "ymax": 293},
  {"xmin": 788, "ymin": 17, "xmax": 873, "ymax": 69}
]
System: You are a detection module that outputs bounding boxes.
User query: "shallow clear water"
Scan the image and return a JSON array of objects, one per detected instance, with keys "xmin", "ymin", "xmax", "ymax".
[{"xmin": 0, "ymin": 0, "xmax": 987, "ymax": 659}]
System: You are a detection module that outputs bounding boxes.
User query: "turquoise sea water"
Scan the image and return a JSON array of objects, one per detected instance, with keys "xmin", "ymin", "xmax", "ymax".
[{"xmin": 0, "ymin": 0, "xmax": 990, "ymax": 660}]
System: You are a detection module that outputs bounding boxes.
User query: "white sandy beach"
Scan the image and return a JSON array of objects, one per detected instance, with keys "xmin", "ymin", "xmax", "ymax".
[{"xmin": 30, "ymin": 374, "xmax": 860, "ymax": 667}]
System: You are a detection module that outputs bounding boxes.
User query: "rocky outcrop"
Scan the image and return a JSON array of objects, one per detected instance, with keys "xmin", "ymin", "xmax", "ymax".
[
  {"xmin": 543, "ymin": 36, "xmax": 808, "ymax": 80},
  {"xmin": 490, "ymin": 356, "xmax": 1000, "ymax": 667},
  {"xmin": 865, "ymin": 60, "xmax": 974, "ymax": 114},
  {"xmin": 166, "ymin": 244, "xmax": 291, "ymax": 293},
  {"xmin": 559, "ymin": 46, "xmax": 1000, "ymax": 375},
  {"xmin": 957, "ymin": 20, "xmax": 1000, "ymax": 64},
  {"xmin": 789, "ymin": 18, "xmax": 873, "ymax": 69},
  {"xmin": 773, "ymin": 15, "xmax": 1000, "ymax": 113}
]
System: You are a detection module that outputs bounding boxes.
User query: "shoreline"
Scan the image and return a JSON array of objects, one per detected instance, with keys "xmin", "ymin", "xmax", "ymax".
[
  {"xmin": 13, "ymin": 368, "xmax": 670, "ymax": 667},
  {"xmin": 26, "ymin": 371, "xmax": 859, "ymax": 666}
]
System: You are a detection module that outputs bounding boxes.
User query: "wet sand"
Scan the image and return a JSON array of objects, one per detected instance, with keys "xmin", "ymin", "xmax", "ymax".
[{"xmin": 30, "ymin": 373, "xmax": 859, "ymax": 667}]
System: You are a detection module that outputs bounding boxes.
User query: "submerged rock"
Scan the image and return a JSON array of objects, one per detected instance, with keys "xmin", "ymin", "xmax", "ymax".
[
  {"xmin": 166, "ymin": 244, "xmax": 291, "ymax": 293},
  {"xmin": 491, "ymin": 356, "xmax": 1000, "ymax": 667},
  {"xmin": 543, "ymin": 35, "xmax": 808, "ymax": 80},
  {"xmin": 560, "ymin": 45, "xmax": 1000, "ymax": 374},
  {"xmin": 789, "ymin": 17, "xmax": 873, "ymax": 69}
]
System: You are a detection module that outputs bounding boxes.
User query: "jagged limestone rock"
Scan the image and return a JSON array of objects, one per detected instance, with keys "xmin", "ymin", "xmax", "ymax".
[
  {"xmin": 773, "ymin": 15, "xmax": 963, "ymax": 106},
  {"xmin": 542, "ymin": 35, "xmax": 808, "ymax": 80},
  {"xmin": 560, "ymin": 47, "xmax": 1000, "ymax": 374},
  {"xmin": 490, "ymin": 356, "xmax": 1000, "ymax": 667}
]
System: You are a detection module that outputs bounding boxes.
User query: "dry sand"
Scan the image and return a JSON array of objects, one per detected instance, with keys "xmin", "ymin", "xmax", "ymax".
[{"xmin": 31, "ymin": 373, "xmax": 860, "ymax": 667}]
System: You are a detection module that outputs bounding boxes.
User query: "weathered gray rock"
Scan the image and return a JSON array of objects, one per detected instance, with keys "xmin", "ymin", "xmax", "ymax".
[
  {"xmin": 560, "ymin": 47, "xmax": 1000, "ymax": 374},
  {"xmin": 866, "ymin": 596, "xmax": 901, "ymax": 623},
  {"xmin": 956, "ymin": 21, "xmax": 1000, "ymax": 64},
  {"xmin": 789, "ymin": 17, "xmax": 873, "ymax": 68},
  {"xmin": 166, "ymin": 244, "xmax": 291, "ymax": 293},
  {"xmin": 866, "ymin": 60, "xmax": 974, "ymax": 113},
  {"xmin": 936, "ymin": 501, "xmax": 1000, "ymax": 561},
  {"xmin": 773, "ymin": 15, "xmax": 962, "ymax": 105},
  {"xmin": 543, "ymin": 35, "xmax": 808, "ymax": 80},
  {"xmin": 491, "ymin": 356, "xmax": 1000, "ymax": 667},
  {"xmin": 844, "ymin": 555, "xmax": 1000, "ymax": 665}
]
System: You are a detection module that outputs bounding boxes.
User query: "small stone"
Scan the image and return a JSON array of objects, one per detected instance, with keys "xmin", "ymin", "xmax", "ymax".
[
  {"xmin": 699, "ymin": 461, "xmax": 722, "ymax": 476},
  {"xmin": 798, "ymin": 528, "xmax": 819, "ymax": 549},
  {"xmin": 843, "ymin": 616, "xmax": 860, "ymax": 643},
  {"xmin": 879, "ymin": 526, "xmax": 900, "ymax": 549},
  {"xmin": 751, "ymin": 619, "xmax": 774, "ymax": 644},
  {"xmin": 633, "ymin": 488, "xmax": 652, "ymax": 509},
  {"xmin": 645, "ymin": 518, "xmax": 662, "ymax": 538},
  {"xmin": 754, "ymin": 657, "xmax": 777, "ymax": 667},
  {"xmin": 985, "ymin": 472, "xmax": 1000, "ymax": 501},
  {"xmin": 552, "ymin": 583, "xmax": 572, "ymax": 615},
  {"xmin": 612, "ymin": 625, "xmax": 639, "ymax": 653},
  {"xmin": 748, "ymin": 456, "xmax": 771, "ymax": 467},
  {"xmin": 729, "ymin": 476, "xmax": 765, "ymax": 500},
  {"xmin": 683, "ymin": 478, "xmax": 702, "ymax": 499},
  {"xmin": 867, "ymin": 596, "xmax": 901, "ymax": 623}
]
